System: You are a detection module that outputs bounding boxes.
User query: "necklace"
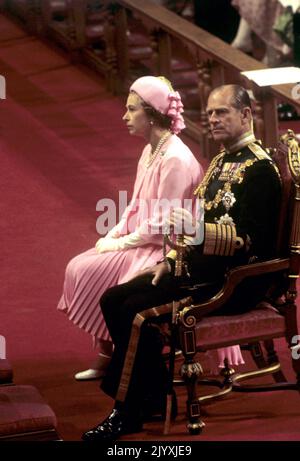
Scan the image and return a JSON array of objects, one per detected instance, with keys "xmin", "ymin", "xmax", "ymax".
[{"xmin": 146, "ymin": 131, "xmax": 171, "ymax": 168}]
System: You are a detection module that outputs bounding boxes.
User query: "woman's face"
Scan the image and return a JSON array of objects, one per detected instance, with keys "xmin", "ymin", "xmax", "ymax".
[{"xmin": 122, "ymin": 92, "xmax": 150, "ymax": 138}]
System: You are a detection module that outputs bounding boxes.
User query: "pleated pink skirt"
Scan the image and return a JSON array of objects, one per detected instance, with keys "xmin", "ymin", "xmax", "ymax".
[{"xmin": 57, "ymin": 245, "xmax": 163, "ymax": 341}]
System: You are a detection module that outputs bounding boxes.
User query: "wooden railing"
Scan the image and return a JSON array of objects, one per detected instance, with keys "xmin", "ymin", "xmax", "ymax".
[
  {"xmin": 112, "ymin": 0, "xmax": 300, "ymax": 156},
  {"xmin": 3, "ymin": 0, "xmax": 300, "ymax": 158}
]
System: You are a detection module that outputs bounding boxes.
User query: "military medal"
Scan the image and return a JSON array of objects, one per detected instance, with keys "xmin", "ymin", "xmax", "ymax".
[
  {"xmin": 222, "ymin": 191, "xmax": 236, "ymax": 211},
  {"xmin": 195, "ymin": 148, "xmax": 257, "ymax": 212},
  {"xmin": 219, "ymin": 162, "xmax": 242, "ymax": 182}
]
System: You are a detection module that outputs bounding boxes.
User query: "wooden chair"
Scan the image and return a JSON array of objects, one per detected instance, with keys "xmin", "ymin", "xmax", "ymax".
[{"xmin": 174, "ymin": 129, "xmax": 300, "ymax": 434}]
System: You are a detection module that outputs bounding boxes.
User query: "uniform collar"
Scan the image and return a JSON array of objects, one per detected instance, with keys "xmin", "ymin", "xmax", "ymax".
[{"xmin": 225, "ymin": 131, "xmax": 256, "ymax": 154}]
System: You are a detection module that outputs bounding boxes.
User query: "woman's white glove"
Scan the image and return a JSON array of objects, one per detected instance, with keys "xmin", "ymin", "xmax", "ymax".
[
  {"xmin": 95, "ymin": 231, "xmax": 144, "ymax": 253},
  {"xmin": 167, "ymin": 207, "xmax": 203, "ymax": 246},
  {"xmin": 104, "ymin": 218, "xmax": 126, "ymax": 239}
]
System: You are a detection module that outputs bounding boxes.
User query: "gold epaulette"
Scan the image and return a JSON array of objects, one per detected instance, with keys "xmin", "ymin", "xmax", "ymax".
[
  {"xmin": 248, "ymin": 142, "xmax": 272, "ymax": 161},
  {"xmin": 203, "ymin": 223, "xmax": 244, "ymax": 256},
  {"xmin": 249, "ymin": 143, "xmax": 281, "ymax": 179}
]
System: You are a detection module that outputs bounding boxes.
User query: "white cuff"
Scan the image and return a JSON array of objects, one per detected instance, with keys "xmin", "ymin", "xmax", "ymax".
[
  {"xmin": 118, "ymin": 231, "xmax": 144, "ymax": 249},
  {"xmin": 96, "ymin": 231, "xmax": 144, "ymax": 253}
]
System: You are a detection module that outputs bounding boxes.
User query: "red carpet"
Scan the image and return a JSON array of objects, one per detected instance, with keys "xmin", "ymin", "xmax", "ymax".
[{"xmin": 0, "ymin": 13, "xmax": 300, "ymax": 441}]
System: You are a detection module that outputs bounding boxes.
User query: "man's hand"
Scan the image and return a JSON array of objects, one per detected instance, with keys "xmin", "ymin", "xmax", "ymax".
[
  {"xmin": 167, "ymin": 207, "xmax": 195, "ymax": 234},
  {"xmin": 167, "ymin": 207, "xmax": 203, "ymax": 247},
  {"xmin": 129, "ymin": 261, "xmax": 171, "ymax": 286}
]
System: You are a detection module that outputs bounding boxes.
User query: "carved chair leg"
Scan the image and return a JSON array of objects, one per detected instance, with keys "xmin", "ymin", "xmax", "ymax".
[
  {"xmin": 249, "ymin": 342, "xmax": 287, "ymax": 382},
  {"xmin": 180, "ymin": 357, "xmax": 205, "ymax": 435},
  {"xmin": 263, "ymin": 339, "xmax": 288, "ymax": 383},
  {"xmin": 219, "ymin": 357, "xmax": 236, "ymax": 386},
  {"xmin": 249, "ymin": 342, "xmax": 268, "ymax": 369},
  {"xmin": 179, "ymin": 327, "xmax": 205, "ymax": 434}
]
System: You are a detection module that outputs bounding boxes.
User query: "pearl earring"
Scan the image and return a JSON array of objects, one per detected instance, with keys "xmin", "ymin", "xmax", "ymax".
[{"xmin": 150, "ymin": 120, "xmax": 154, "ymax": 126}]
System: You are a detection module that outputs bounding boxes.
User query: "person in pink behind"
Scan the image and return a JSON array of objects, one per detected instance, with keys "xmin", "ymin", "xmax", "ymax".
[
  {"xmin": 231, "ymin": 0, "xmax": 293, "ymax": 65},
  {"xmin": 58, "ymin": 76, "xmax": 244, "ymax": 380}
]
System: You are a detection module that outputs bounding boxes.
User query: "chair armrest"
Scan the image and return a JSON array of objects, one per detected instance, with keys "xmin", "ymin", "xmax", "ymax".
[{"xmin": 180, "ymin": 258, "xmax": 289, "ymax": 324}]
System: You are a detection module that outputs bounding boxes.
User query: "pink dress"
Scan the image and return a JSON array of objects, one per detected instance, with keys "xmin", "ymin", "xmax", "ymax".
[{"xmin": 58, "ymin": 135, "xmax": 202, "ymax": 341}]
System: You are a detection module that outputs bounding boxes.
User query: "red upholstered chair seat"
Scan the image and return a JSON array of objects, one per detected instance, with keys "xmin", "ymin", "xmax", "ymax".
[
  {"xmin": 0, "ymin": 359, "xmax": 13, "ymax": 384},
  {"xmin": 195, "ymin": 304, "xmax": 285, "ymax": 349},
  {"xmin": 0, "ymin": 385, "xmax": 58, "ymax": 441}
]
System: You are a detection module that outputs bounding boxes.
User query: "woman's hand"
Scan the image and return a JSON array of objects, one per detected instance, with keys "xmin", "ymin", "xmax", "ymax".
[
  {"xmin": 95, "ymin": 237, "xmax": 104, "ymax": 253},
  {"xmin": 95, "ymin": 231, "xmax": 144, "ymax": 253},
  {"xmin": 95, "ymin": 237, "xmax": 119, "ymax": 253}
]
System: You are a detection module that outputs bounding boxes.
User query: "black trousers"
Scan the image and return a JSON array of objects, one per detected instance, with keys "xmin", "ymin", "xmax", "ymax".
[
  {"xmin": 100, "ymin": 272, "xmax": 193, "ymax": 414},
  {"xmin": 99, "ymin": 253, "xmax": 229, "ymax": 415}
]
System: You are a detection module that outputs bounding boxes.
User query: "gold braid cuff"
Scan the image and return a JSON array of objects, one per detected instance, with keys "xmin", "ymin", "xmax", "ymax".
[
  {"xmin": 166, "ymin": 249, "xmax": 177, "ymax": 260},
  {"xmin": 203, "ymin": 223, "xmax": 244, "ymax": 256}
]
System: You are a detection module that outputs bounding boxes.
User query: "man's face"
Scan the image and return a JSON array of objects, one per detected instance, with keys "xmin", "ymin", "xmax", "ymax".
[{"xmin": 206, "ymin": 88, "xmax": 249, "ymax": 145}]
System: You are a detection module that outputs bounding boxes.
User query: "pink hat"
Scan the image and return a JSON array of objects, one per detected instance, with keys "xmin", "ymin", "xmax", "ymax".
[{"xmin": 130, "ymin": 76, "xmax": 186, "ymax": 135}]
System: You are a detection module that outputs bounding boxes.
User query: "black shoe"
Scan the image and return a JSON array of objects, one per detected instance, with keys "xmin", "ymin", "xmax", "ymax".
[
  {"xmin": 142, "ymin": 390, "xmax": 177, "ymax": 422},
  {"xmin": 82, "ymin": 408, "xmax": 143, "ymax": 441}
]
